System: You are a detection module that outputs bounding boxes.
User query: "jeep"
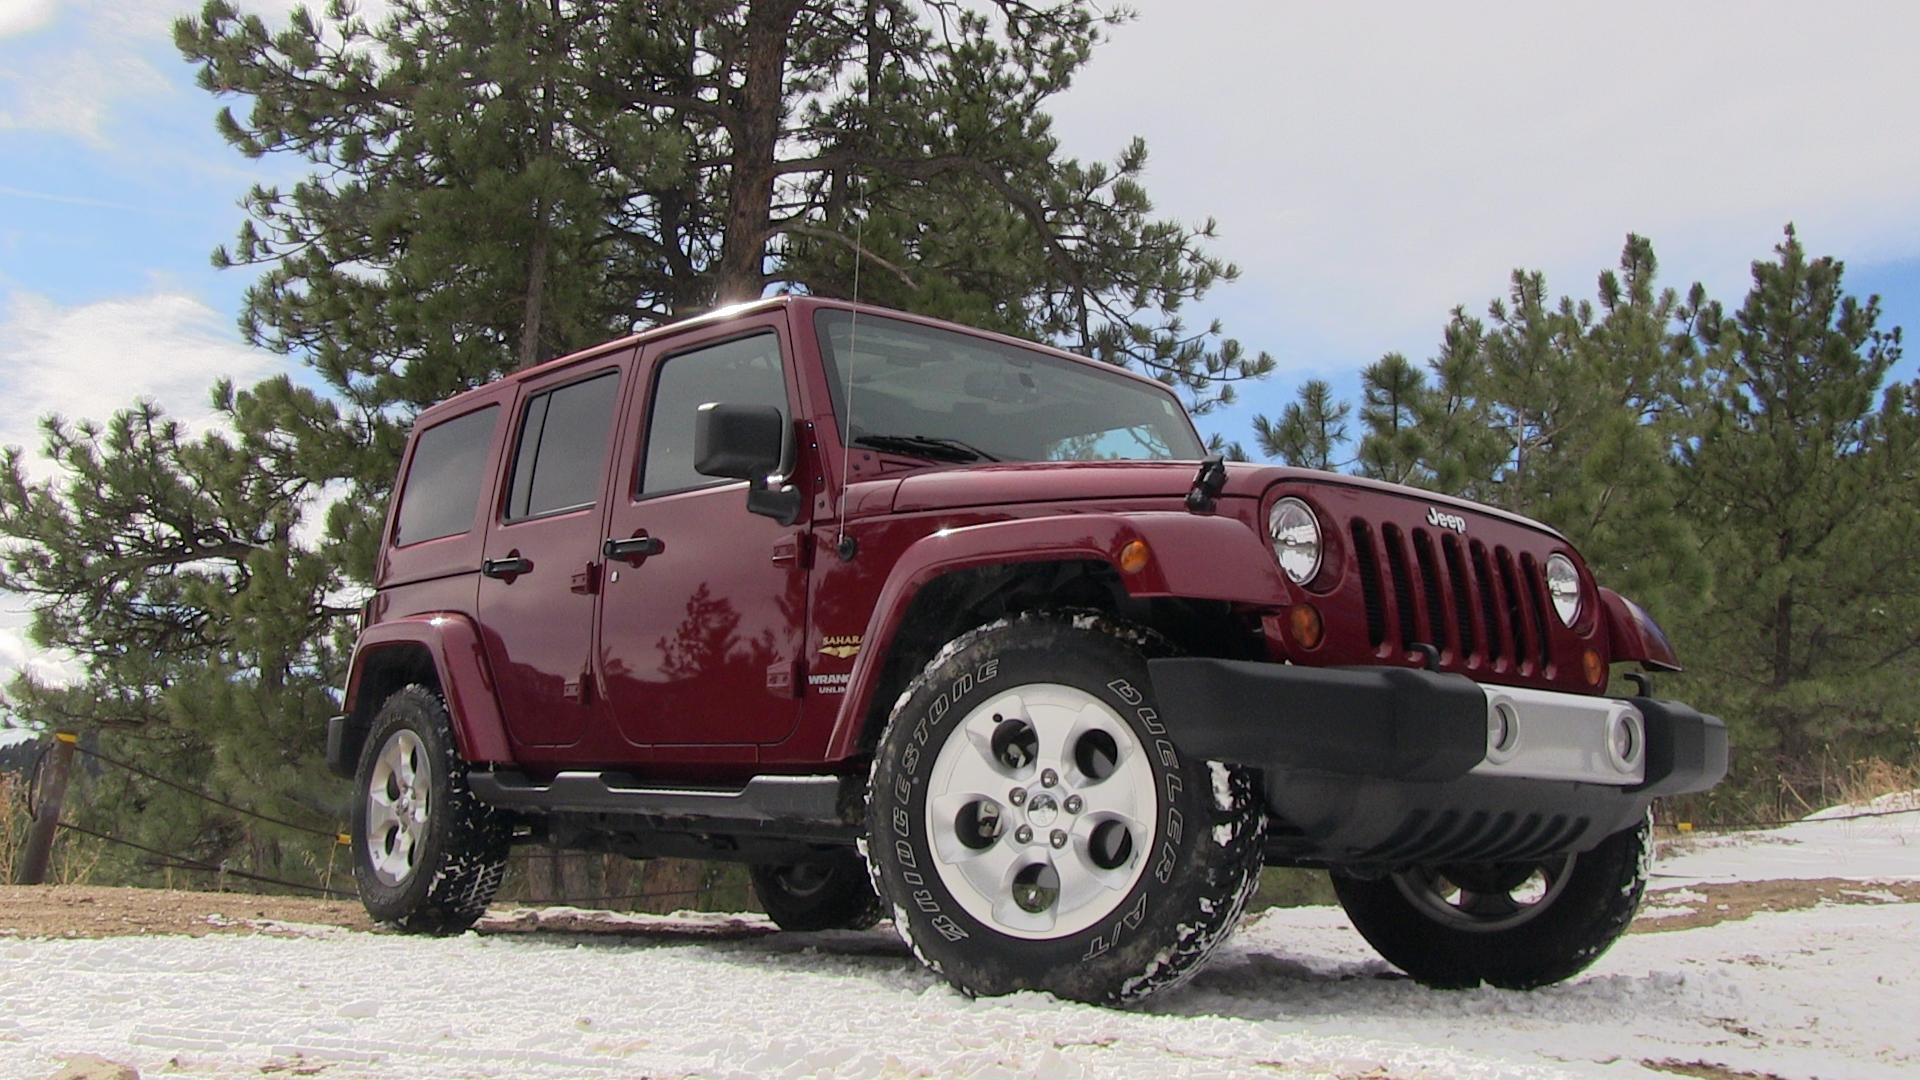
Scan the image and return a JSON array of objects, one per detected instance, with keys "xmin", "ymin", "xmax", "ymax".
[{"xmin": 327, "ymin": 297, "xmax": 1725, "ymax": 1002}]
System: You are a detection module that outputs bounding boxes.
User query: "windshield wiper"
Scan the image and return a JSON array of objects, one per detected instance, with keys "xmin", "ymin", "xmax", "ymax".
[{"xmin": 851, "ymin": 434, "xmax": 1003, "ymax": 463}]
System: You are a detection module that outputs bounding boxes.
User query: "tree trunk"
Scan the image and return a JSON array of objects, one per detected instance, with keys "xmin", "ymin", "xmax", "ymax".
[
  {"xmin": 713, "ymin": 0, "xmax": 802, "ymax": 303},
  {"xmin": 635, "ymin": 857, "xmax": 709, "ymax": 914},
  {"xmin": 518, "ymin": 216, "xmax": 549, "ymax": 371},
  {"xmin": 1772, "ymin": 587, "xmax": 1793, "ymax": 689}
]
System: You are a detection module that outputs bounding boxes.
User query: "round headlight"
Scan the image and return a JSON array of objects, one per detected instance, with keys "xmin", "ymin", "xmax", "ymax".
[
  {"xmin": 1268, "ymin": 497, "xmax": 1322, "ymax": 585},
  {"xmin": 1545, "ymin": 553, "xmax": 1581, "ymax": 625}
]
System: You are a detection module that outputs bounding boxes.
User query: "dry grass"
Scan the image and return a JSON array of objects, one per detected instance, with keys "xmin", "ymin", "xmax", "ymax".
[{"xmin": 1837, "ymin": 756, "xmax": 1919, "ymax": 806}]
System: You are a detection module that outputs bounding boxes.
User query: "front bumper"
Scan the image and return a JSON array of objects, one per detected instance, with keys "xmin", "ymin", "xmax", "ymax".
[{"xmin": 1147, "ymin": 658, "xmax": 1726, "ymax": 865}]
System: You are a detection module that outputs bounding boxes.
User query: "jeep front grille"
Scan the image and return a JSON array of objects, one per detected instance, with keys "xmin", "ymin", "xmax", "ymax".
[{"xmin": 1349, "ymin": 517, "xmax": 1551, "ymax": 675}]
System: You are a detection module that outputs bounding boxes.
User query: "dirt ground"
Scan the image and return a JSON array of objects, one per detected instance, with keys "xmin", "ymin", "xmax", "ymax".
[{"xmin": 0, "ymin": 877, "xmax": 1912, "ymax": 940}]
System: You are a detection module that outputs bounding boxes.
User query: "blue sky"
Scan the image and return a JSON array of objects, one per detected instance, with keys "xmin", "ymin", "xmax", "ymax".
[{"xmin": 5, "ymin": 0, "xmax": 1920, "ymax": 681}]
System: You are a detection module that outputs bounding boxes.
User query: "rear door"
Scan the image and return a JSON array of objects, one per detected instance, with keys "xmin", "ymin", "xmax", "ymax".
[
  {"xmin": 596, "ymin": 320, "xmax": 808, "ymax": 749},
  {"xmin": 477, "ymin": 355, "xmax": 630, "ymax": 748}
]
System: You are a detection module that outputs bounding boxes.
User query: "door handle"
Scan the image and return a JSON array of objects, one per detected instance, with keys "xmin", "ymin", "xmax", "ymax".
[
  {"xmin": 481, "ymin": 555, "xmax": 533, "ymax": 579},
  {"xmin": 602, "ymin": 533, "xmax": 665, "ymax": 565}
]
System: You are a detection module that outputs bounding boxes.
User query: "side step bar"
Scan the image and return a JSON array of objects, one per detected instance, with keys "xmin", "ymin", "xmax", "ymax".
[{"xmin": 468, "ymin": 770, "xmax": 859, "ymax": 839}]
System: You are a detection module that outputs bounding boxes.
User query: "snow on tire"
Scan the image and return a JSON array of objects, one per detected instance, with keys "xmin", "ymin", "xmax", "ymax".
[
  {"xmin": 1332, "ymin": 814, "xmax": 1651, "ymax": 989},
  {"xmin": 866, "ymin": 611, "xmax": 1264, "ymax": 1004},
  {"xmin": 351, "ymin": 684, "xmax": 512, "ymax": 934}
]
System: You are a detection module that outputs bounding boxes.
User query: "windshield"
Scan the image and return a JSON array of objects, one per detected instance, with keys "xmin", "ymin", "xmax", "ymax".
[{"xmin": 814, "ymin": 310, "xmax": 1205, "ymax": 463}]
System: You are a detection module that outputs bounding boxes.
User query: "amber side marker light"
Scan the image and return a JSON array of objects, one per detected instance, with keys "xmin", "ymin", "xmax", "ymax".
[
  {"xmin": 1287, "ymin": 603, "xmax": 1324, "ymax": 649},
  {"xmin": 1582, "ymin": 648, "xmax": 1606, "ymax": 687},
  {"xmin": 1118, "ymin": 540, "xmax": 1151, "ymax": 575}
]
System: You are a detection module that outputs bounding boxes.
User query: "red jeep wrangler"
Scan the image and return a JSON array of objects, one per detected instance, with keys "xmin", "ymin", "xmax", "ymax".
[{"xmin": 327, "ymin": 297, "xmax": 1725, "ymax": 1002}]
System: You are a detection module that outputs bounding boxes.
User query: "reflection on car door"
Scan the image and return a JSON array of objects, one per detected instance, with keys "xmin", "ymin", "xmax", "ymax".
[
  {"xmin": 477, "ymin": 357, "xmax": 628, "ymax": 748},
  {"xmin": 596, "ymin": 326, "xmax": 807, "ymax": 749}
]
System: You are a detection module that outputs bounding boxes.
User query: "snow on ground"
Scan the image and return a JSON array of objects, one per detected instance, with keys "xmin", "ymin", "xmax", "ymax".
[
  {"xmin": 2, "ymin": 799, "xmax": 1916, "ymax": 1080},
  {"xmin": 1653, "ymin": 790, "xmax": 1920, "ymax": 887}
]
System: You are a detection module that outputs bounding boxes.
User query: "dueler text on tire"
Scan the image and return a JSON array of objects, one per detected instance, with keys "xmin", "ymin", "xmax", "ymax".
[
  {"xmin": 866, "ymin": 611, "xmax": 1264, "ymax": 1004},
  {"xmin": 750, "ymin": 847, "xmax": 884, "ymax": 931},
  {"xmin": 1331, "ymin": 815, "xmax": 1651, "ymax": 989},
  {"xmin": 351, "ymin": 684, "xmax": 512, "ymax": 933}
]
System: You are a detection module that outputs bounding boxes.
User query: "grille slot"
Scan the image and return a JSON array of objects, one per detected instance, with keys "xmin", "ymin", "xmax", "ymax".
[
  {"xmin": 1472, "ymin": 540, "xmax": 1506, "ymax": 667},
  {"xmin": 1412, "ymin": 529, "xmax": 1448, "ymax": 654},
  {"xmin": 1442, "ymin": 534, "xmax": 1478, "ymax": 662},
  {"xmin": 1496, "ymin": 546, "xmax": 1532, "ymax": 674},
  {"xmin": 1521, "ymin": 552, "xmax": 1554, "ymax": 671},
  {"xmin": 1351, "ymin": 519, "xmax": 1386, "ymax": 648},
  {"xmin": 1382, "ymin": 524, "xmax": 1420, "ymax": 650}
]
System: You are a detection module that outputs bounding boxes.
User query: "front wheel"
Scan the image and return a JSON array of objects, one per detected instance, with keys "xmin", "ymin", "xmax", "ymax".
[
  {"xmin": 1331, "ymin": 815, "xmax": 1651, "ymax": 989},
  {"xmin": 351, "ymin": 685, "xmax": 512, "ymax": 933},
  {"xmin": 867, "ymin": 612, "xmax": 1265, "ymax": 1004}
]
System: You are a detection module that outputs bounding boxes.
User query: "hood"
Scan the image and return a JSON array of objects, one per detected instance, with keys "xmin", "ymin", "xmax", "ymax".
[{"xmin": 884, "ymin": 460, "xmax": 1564, "ymax": 540}]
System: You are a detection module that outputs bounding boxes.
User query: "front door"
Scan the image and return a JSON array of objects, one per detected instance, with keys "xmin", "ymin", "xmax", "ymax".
[
  {"xmin": 478, "ymin": 357, "xmax": 628, "ymax": 748},
  {"xmin": 597, "ymin": 326, "xmax": 807, "ymax": 748}
]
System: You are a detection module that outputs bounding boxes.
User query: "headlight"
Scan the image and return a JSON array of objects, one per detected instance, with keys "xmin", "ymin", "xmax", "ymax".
[
  {"xmin": 1268, "ymin": 497, "xmax": 1322, "ymax": 585},
  {"xmin": 1545, "ymin": 553, "xmax": 1581, "ymax": 625}
]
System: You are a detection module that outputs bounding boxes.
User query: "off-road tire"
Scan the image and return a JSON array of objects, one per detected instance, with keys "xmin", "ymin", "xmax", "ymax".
[
  {"xmin": 750, "ymin": 848, "xmax": 885, "ymax": 931},
  {"xmin": 1331, "ymin": 815, "xmax": 1651, "ymax": 989},
  {"xmin": 351, "ymin": 684, "xmax": 512, "ymax": 933},
  {"xmin": 866, "ymin": 611, "xmax": 1265, "ymax": 1004}
]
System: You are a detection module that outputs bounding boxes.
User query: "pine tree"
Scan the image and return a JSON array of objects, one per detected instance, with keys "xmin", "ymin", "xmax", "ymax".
[
  {"xmin": 1679, "ymin": 227, "xmax": 1920, "ymax": 779},
  {"xmin": 0, "ymin": 0, "xmax": 1275, "ymax": 891}
]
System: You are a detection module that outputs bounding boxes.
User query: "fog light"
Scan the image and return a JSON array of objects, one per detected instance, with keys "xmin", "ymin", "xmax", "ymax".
[
  {"xmin": 1486, "ymin": 702, "xmax": 1521, "ymax": 764},
  {"xmin": 1118, "ymin": 540, "xmax": 1151, "ymax": 575},
  {"xmin": 1287, "ymin": 603, "xmax": 1324, "ymax": 649},
  {"xmin": 1605, "ymin": 711, "xmax": 1644, "ymax": 773},
  {"xmin": 1582, "ymin": 648, "xmax": 1605, "ymax": 687}
]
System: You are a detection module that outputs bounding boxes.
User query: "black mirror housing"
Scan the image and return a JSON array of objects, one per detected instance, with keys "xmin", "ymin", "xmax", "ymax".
[
  {"xmin": 694, "ymin": 402, "xmax": 801, "ymax": 526},
  {"xmin": 695, "ymin": 403, "xmax": 784, "ymax": 480}
]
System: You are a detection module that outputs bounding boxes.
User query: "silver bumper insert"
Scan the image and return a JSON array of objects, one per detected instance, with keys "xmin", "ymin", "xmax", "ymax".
[{"xmin": 1471, "ymin": 684, "xmax": 1645, "ymax": 785}]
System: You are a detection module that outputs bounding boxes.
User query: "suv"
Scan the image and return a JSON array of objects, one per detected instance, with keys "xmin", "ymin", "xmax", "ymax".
[{"xmin": 327, "ymin": 297, "xmax": 1725, "ymax": 1002}]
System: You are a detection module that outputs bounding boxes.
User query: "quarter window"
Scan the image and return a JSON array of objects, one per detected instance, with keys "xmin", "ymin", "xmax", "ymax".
[
  {"xmin": 393, "ymin": 405, "xmax": 499, "ymax": 546},
  {"xmin": 641, "ymin": 333, "xmax": 788, "ymax": 494},
  {"xmin": 506, "ymin": 370, "xmax": 621, "ymax": 520}
]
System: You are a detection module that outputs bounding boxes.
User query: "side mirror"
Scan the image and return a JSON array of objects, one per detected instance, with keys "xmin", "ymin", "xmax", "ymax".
[{"xmin": 694, "ymin": 403, "xmax": 800, "ymax": 526}]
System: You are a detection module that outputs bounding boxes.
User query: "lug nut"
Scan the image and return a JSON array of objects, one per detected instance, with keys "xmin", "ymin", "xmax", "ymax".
[
  {"xmin": 1015, "ymin": 825, "xmax": 1034, "ymax": 844},
  {"xmin": 1064, "ymin": 795, "xmax": 1082, "ymax": 814},
  {"xmin": 1009, "ymin": 788, "xmax": 1026, "ymax": 806},
  {"xmin": 1040, "ymin": 768, "xmax": 1059, "ymax": 788},
  {"xmin": 1049, "ymin": 829, "xmax": 1068, "ymax": 849}
]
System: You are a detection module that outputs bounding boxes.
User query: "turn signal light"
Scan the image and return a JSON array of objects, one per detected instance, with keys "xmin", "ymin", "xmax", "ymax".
[
  {"xmin": 1287, "ymin": 603, "xmax": 1324, "ymax": 650},
  {"xmin": 1118, "ymin": 540, "xmax": 1151, "ymax": 575},
  {"xmin": 1582, "ymin": 648, "xmax": 1605, "ymax": 687}
]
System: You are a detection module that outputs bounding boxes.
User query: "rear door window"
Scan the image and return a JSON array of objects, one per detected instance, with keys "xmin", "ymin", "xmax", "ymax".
[
  {"xmin": 506, "ymin": 370, "xmax": 621, "ymax": 520},
  {"xmin": 393, "ymin": 405, "xmax": 499, "ymax": 546}
]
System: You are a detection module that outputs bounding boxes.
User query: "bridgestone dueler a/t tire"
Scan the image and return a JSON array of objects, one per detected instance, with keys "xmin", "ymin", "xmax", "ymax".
[
  {"xmin": 351, "ymin": 685, "xmax": 511, "ymax": 934},
  {"xmin": 1331, "ymin": 816, "xmax": 1651, "ymax": 990},
  {"xmin": 866, "ymin": 612, "xmax": 1265, "ymax": 1004},
  {"xmin": 750, "ymin": 848, "xmax": 885, "ymax": 932}
]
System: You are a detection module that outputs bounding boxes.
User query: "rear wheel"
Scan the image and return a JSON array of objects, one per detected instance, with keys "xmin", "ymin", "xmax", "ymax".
[
  {"xmin": 867, "ymin": 612, "xmax": 1264, "ymax": 1004},
  {"xmin": 351, "ymin": 685, "xmax": 511, "ymax": 933},
  {"xmin": 750, "ymin": 848, "xmax": 884, "ymax": 931},
  {"xmin": 1331, "ymin": 815, "xmax": 1651, "ymax": 989}
]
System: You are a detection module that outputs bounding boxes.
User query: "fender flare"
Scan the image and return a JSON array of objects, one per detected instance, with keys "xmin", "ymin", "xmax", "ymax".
[
  {"xmin": 344, "ymin": 613, "xmax": 514, "ymax": 764},
  {"xmin": 1597, "ymin": 588, "xmax": 1682, "ymax": 672},
  {"xmin": 823, "ymin": 511, "xmax": 1291, "ymax": 760}
]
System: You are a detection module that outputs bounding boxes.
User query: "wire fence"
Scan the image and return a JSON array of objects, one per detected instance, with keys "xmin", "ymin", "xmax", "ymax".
[
  {"xmin": 21, "ymin": 736, "xmax": 750, "ymax": 911},
  {"xmin": 18, "ymin": 731, "xmax": 1918, "ymax": 908}
]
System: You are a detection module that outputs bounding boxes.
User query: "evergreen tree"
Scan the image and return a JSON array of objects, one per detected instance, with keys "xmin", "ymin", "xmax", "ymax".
[
  {"xmin": 1679, "ymin": 227, "xmax": 1920, "ymax": 780},
  {"xmin": 0, "ymin": 0, "xmax": 1274, "ymax": 890}
]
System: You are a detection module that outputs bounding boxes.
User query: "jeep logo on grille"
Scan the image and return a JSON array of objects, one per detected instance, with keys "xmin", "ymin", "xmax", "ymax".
[{"xmin": 1427, "ymin": 507, "xmax": 1467, "ymax": 534}]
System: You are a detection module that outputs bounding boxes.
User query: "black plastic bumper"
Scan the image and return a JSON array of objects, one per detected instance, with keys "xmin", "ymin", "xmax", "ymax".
[{"xmin": 1147, "ymin": 657, "xmax": 1728, "ymax": 864}]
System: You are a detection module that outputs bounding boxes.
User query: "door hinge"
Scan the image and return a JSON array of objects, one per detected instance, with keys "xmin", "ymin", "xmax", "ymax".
[
  {"xmin": 766, "ymin": 657, "xmax": 803, "ymax": 698},
  {"xmin": 570, "ymin": 562, "xmax": 600, "ymax": 595},
  {"xmin": 771, "ymin": 531, "xmax": 812, "ymax": 569}
]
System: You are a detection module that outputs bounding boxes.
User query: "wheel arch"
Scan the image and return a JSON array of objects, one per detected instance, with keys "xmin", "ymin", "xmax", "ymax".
[
  {"xmin": 340, "ymin": 613, "xmax": 514, "ymax": 773},
  {"xmin": 824, "ymin": 512, "xmax": 1289, "ymax": 761}
]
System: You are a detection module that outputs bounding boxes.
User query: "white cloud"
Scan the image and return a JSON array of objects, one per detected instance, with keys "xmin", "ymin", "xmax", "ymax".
[
  {"xmin": 0, "ymin": 0, "xmax": 56, "ymax": 38},
  {"xmin": 0, "ymin": 289, "xmax": 283, "ymax": 470},
  {"xmin": 1049, "ymin": 0, "xmax": 1920, "ymax": 382}
]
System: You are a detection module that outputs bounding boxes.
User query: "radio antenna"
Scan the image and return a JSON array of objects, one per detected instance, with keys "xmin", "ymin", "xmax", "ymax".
[{"xmin": 834, "ymin": 202, "xmax": 865, "ymax": 563}]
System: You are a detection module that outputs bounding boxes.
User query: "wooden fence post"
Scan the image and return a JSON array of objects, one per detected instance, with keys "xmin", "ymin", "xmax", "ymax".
[{"xmin": 16, "ymin": 732, "xmax": 78, "ymax": 886}]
